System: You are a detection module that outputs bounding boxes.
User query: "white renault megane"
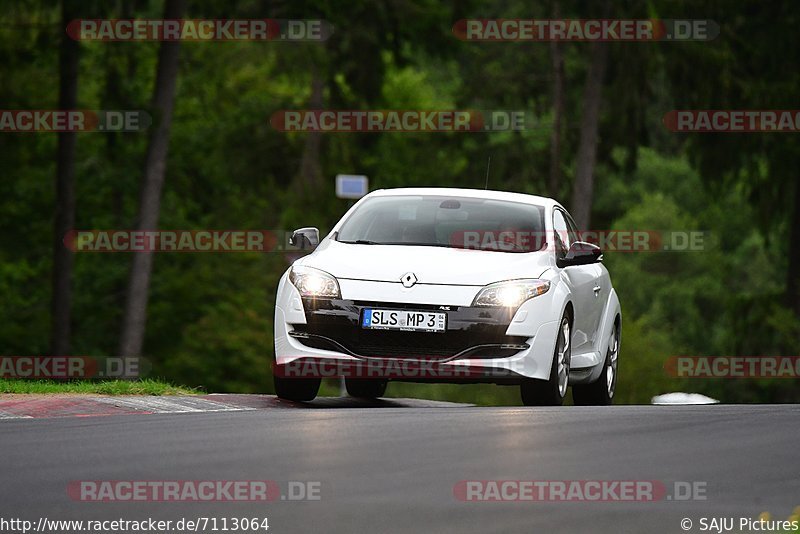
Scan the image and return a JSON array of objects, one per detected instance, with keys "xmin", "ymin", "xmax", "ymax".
[{"xmin": 273, "ymin": 188, "xmax": 621, "ymax": 406}]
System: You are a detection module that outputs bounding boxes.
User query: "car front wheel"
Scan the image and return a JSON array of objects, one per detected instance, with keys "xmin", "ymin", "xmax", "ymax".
[
  {"xmin": 520, "ymin": 313, "xmax": 571, "ymax": 406},
  {"xmin": 274, "ymin": 375, "xmax": 321, "ymax": 402},
  {"xmin": 345, "ymin": 378, "xmax": 388, "ymax": 398}
]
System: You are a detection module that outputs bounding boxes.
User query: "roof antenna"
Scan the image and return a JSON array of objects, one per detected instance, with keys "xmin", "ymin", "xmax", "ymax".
[{"xmin": 484, "ymin": 155, "xmax": 492, "ymax": 190}]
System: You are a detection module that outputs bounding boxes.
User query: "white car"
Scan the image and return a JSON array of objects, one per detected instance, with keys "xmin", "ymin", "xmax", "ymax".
[{"xmin": 273, "ymin": 188, "xmax": 621, "ymax": 406}]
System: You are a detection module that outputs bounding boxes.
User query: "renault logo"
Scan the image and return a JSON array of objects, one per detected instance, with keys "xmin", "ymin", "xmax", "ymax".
[{"xmin": 400, "ymin": 272, "xmax": 418, "ymax": 288}]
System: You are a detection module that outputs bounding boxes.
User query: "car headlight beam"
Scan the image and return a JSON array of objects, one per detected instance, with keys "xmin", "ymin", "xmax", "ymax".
[
  {"xmin": 289, "ymin": 266, "xmax": 341, "ymax": 298},
  {"xmin": 472, "ymin": 279, "xmax": 550, "ymax": 308}
]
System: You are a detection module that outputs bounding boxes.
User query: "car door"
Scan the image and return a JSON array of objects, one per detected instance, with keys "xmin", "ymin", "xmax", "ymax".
[
  {"xmin": 552, "ymin": 208, "xmax": 598, "ymax": 356},
  {"xmin": 564, "ymin": 210, "xmax": 605, "ymax": 351}
]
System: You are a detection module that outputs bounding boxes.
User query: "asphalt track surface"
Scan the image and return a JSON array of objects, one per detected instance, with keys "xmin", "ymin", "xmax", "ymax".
[{"xmin": 1, "ymin": 398, "xmax": 799, "ymax": 534}]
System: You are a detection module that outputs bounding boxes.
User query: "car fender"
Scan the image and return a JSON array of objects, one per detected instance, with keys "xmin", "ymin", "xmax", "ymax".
[
  {"xmin": 504, "ymin": 268, "xmax": 572, "ymax": 379},
  {"xmin": 275, "ymin": 269, "xmax": 307, "ymax": 325},
  {"xmin": 541, "ymin": 267, "xmax": 574, "ymax": 325},
  {"xmin": 594, "ymin": 287, "xmax": 621, "ymax": 360},
  {"xmin": 568, "ymin": 287, "xmax": 620, "ymax": 382},
  {"xmin": 546, "ymin": 274, "xmax": 574, "ymax": 379}
]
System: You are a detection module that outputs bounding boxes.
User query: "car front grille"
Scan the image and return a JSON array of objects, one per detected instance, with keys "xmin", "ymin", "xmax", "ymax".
[
  {"xmin": 292, "ymin": 320, "xmax": 528, "ymax": 360},
  {"xmin": 290, "ymin": 299, "xmax": 529, "ymax": 360}
]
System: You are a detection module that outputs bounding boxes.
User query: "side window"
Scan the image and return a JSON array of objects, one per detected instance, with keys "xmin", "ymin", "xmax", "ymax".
[
  {"xmin": 564, "ymin": 211, "xmax": 580, "ymax": 244},
  {"xmin": 552, "ymin": 209, "xmax": 570, "ymax": 258}
]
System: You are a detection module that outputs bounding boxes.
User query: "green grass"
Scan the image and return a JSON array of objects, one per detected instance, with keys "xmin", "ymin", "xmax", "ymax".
[{"xmin": 0, "ymin": 378, "xmax": 198, "ymax": 395}]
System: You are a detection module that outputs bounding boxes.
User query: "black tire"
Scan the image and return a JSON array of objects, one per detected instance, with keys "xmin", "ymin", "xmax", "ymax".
[
  {"xmin": 572, "ymin": 322, "xmax": 619, "ymax": 406},
  {"xmin": 345, "ymin": 378, "xmax": 387, "ymax": 398},
  {"xmin": 520, "ymin": 313, "xmax": 571, "ymax": 406},
  {"xmin": 274, "ymin": 375, "xmax": 321, "ymax": 402}
]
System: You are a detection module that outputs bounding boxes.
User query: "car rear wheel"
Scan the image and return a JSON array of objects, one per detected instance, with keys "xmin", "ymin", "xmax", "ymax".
[
  {"xmin": 520, "ymin": 314, "xmax": 571, "ymax": 406},
  {"xmin": 345, "ymin": 378, "xmax": 388, "ymax": 398},
  {"xmin": 572, "ymin": 322, "xmax": 619, "ymax": 406},
  {"xmin": 274, "ymin": 375, "xmax": 321, "ymax": 402}
]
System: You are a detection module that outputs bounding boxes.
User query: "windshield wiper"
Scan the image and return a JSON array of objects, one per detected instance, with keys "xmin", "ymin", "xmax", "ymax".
[
  {"xmin": 389, "ymin": 242, "xmax": 451, "ymax": 248},
  {"xmin": 338, "ymin": 240, "xmax": 456, "ymax": 248},
  {"xmin": 338, "ymin": 239, "xmax": 382, "ymax": 245}
]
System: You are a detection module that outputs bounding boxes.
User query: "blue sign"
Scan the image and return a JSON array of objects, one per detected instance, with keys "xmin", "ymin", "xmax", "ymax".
[{"xmin": 335, "ymin": 174, "xmax": 369, "ymax": 199}]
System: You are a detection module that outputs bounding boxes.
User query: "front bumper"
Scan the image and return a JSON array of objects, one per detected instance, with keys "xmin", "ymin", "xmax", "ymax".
[{"xmin": 274, "ymin": 272, "xmax": 563, "ymax": 382}]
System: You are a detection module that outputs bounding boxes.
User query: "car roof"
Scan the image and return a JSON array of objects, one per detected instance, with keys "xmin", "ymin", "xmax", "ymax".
[{"xmin": 366, "ymin": 187, "xmax": 563, "ymax": 210}]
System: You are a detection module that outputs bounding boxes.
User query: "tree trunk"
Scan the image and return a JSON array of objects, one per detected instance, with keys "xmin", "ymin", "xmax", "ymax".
[
  {"xmin": 787, "ymin": 179, "xmax": 800, "ymax": 316},
  {"xmin": 548, "ymin": 1, "xmax": 565, "ymax": 199},
  {"xmin": 118, "ymin": 0, "xmax": 186, "ymax": 357},
  {"xmin": 298, "ymin": 72, "xmax": 324, "ymax": 191},
  {"xmin": 570, "ymin": 40, "xmax": 609, "ymax": 230},
  {"xmin": 50, "ymin": 0, "xmax": 80, "ymax": 356},
  {"xmin": 106, "ymin": 0, "xmax": 137, "ymax": 228}
]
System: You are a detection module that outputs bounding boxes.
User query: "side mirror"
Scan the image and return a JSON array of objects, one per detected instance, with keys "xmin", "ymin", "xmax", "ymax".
[
  {"xmin": 557, "ymin": 241, "xmax": 602, "ymax": 268},
  {"xmin": 289, "ymin": 227, "xmax": 320, "ymax": 251}
]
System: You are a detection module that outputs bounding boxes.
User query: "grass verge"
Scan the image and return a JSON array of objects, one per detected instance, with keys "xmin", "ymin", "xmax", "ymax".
[{"xmin": 0, "ymin": 379, "xmax": 197, "ymax": 395}]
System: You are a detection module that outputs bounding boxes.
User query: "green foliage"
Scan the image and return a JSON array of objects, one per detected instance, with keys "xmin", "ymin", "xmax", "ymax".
[
  {"xmin": 0, "ymin": 378, "xmax": 195, "ymax": 395},
  {"xmin": 0, "ymin": 0, "xmax": 798, "ymax": 404}
]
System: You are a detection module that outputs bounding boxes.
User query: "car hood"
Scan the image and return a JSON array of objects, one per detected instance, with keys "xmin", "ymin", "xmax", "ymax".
[{"xmin": 296, "ymin": 239, "xmax": 552, "ymax": 286}]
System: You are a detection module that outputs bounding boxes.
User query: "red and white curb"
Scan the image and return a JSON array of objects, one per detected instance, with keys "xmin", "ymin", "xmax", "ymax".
[
  {"xmin": 92, "ymin": 395, "xmax": 254, "ymax": 413},
  {"xmin": 0, "ymin": 394, "xmax": 469, "ymax": 420},
  {"xmin": 0, "ymin": 394, "xmax": 262, "ymax": 420},
  {"xmin": 0, "ymin": 411, "xmax": 31, "ymax": 420}
]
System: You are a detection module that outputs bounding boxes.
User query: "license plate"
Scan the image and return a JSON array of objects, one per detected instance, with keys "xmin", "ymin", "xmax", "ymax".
[{"xmin": 362, "ymin": 309, "xmax": 447, "ymax": 333}]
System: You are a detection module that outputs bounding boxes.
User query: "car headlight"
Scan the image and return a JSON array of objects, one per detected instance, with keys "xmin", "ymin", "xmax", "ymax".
[
  {"xmin": 289, "ymin": 266, "xmax": 341, "ymax": 298},
  {"xmin": 472, "ymin": 279, "xmax": 550, "ymax": 308}
]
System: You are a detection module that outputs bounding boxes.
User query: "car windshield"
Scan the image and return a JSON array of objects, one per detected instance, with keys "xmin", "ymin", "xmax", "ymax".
[{"xmin": 336, "ymin": 195, "xmax": 547, "ymax": 253}]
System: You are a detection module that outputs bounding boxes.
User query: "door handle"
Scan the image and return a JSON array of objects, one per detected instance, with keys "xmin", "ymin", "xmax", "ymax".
[{"xmin": 593, "ymin": 285, "xmax": 601, "ymax": 296}]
